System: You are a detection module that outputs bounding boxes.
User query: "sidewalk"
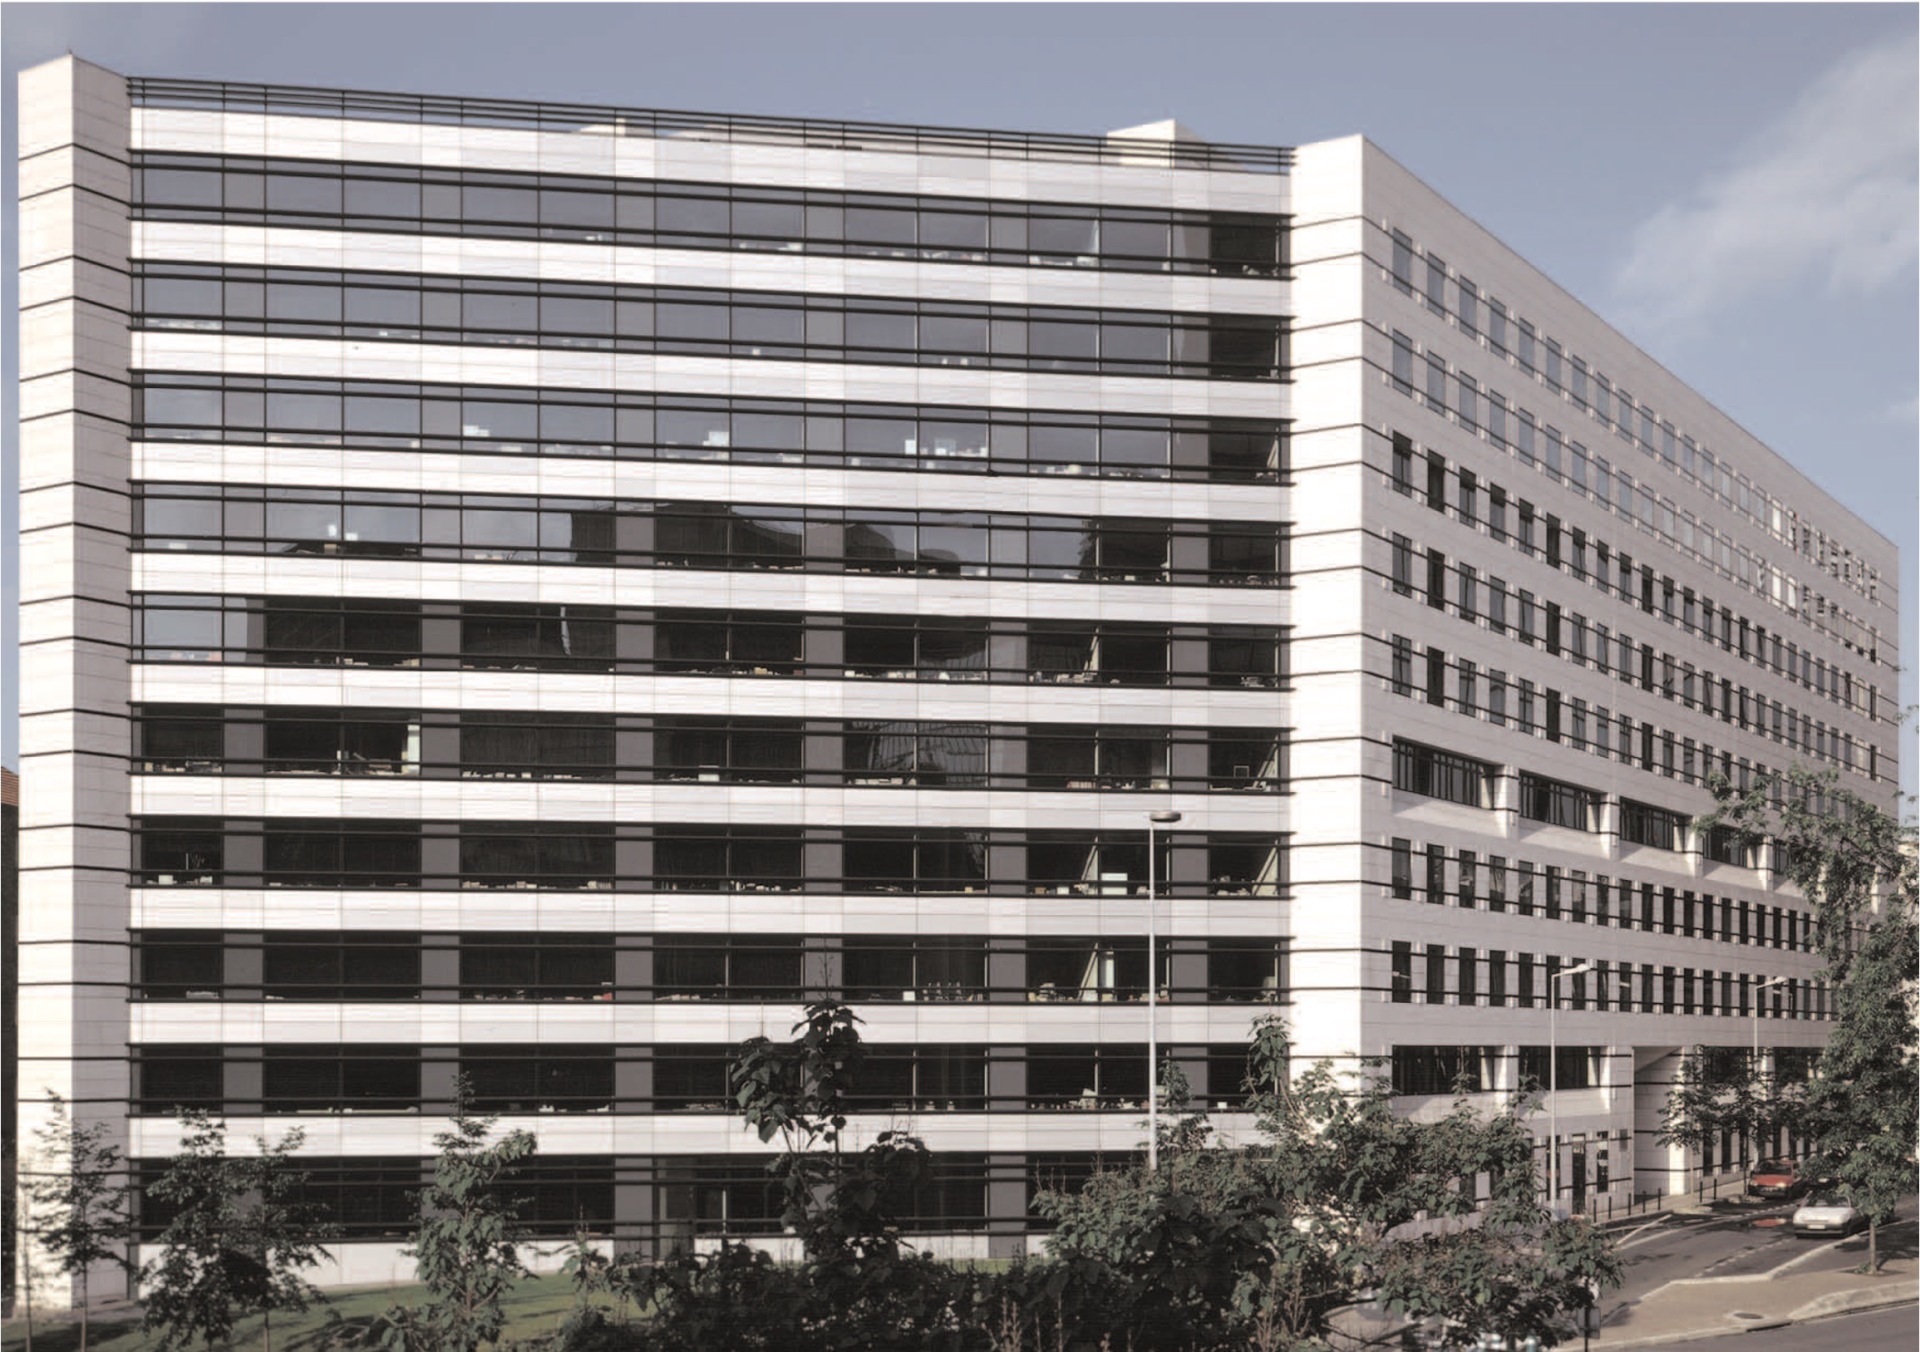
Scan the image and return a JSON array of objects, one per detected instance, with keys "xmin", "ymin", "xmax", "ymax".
[{"xmin": 1591, "ymin": 1226, "xmax": 1918, "ymax": 1348}]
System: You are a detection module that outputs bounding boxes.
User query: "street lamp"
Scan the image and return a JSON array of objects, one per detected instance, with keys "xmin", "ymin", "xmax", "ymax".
[
  {"xmin": 1547, "ymin": 962, "xmax": 1594, "ymax": 1212},
  {"xmin": 1751, "ymin": 974, "xmax": 1788, "ymax": 1061},
  {"xmin": 1749, "ymin": 974, "xmax": 1789, "ymax": 1167},
  {"xmin": 1145, "ymin": 810, "xmax": 1182, "ymax": 1173}
]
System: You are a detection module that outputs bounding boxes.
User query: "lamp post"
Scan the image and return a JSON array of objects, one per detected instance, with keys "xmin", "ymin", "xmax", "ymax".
[
  {"xmin": 1547, "ymin": 962, "xmax": 1594, "ymax": 1213},
  {"xmin": 1145, "ymin": 809, "xmax": 1182, "ymax": 1173},
  {"xmin": 1749, "ymin": 974, "xmax": 1788, "ymax": 1167}
]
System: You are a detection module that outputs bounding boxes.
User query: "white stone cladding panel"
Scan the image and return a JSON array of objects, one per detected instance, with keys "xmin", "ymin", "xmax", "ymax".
[
  {"xmin": 132, "ymin": 334, "xmax": 1291, "ymax": 422},
  {"xmin": 17, "ymin": 56, "xmax": 138, "ymax": 1305},
  {"xmin": 130, "ymin": 666, "xmax": 1290, "ymax": 725},
  {"xmin": 129, "ymin": 1002, "xmax": 1279, "ymax": 1046},
  {"xmin": 130, "ymin": 888, "xmax": 1288, "ymax": 939},
  {"xmin": 131, "ymin": 443, "xmax": 1287, "ymax": 523},
  {"xmin": 130, "ymin": 777, "xmax": 1290, "ymax": 832},
  {"xmin": 127, "ymin": 1110, "xmax": 1269, "ymax": 1163},
  {"xmin": 130, "ymin": 554, "xmax": 1292, "ymax": 626},
  {"xmin": 1328, "ymin": 134, "xmax": 1896, "ymax": 806}
]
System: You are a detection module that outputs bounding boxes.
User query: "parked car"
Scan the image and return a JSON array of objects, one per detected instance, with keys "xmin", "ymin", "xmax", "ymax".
[
  {"xmin": 1791, "ymin": 1192, "xmax": 1866, "ymax": 1236},
  {"xmin": 1748, "ymin": 1157, "xmax": 1808, "ymax": 1200}
]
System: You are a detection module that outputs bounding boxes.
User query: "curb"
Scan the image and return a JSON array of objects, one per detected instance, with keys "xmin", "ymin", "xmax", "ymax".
[
  {"xmin": 1593, "ymin": 1291, "xmax": 1916, "ymax": 1348},
  {"xmin": 1789, "ymin": 1285, "xmax": 1920, "ymax": 1322}
]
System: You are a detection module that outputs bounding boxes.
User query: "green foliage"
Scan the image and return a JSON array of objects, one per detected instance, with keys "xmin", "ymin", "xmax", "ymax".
[
  {"xmin": 26, "ymin": 1092, "xmax": 136, "ymax": 1351},
  {"xmin": 1656, "ymin": 1046, "xmax": 1803, "ymax": 1183},
  {"xmin": 1035, "ymin": 1018, "xmax": 1621, "ymax": 1351},
  {"xmin": 1800, "ymin": 885, "xmax": 1918, "ymax": 1272},
  {"xmin": 142, "ymin": 1112, "xmax": 332, "ymax": 1352},
  {"xmin": 380, "ymin": 1081, "xmax": 538, "ymax": 1352},
  {"xmin": 587, "ymin": 1007, "xmax": 1621, "ymax": 1350},
  {"xmin": 623, "ymin": 1001, "xmax": 971, "ymax": 1352},
  {"xmin": 142, "ymin": 1112, "xmax": 241, "ymax": 1351},
  {"xmin": 227, "ymin": 1126, "xmax": 338, "ymax": 1352},
  {"xmin": 1698, "ymin": 763, "xmax": 1918, "ymax": 1273}
]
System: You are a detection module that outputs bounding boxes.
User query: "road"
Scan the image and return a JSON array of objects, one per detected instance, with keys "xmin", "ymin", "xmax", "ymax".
[
  {"xmin": 1605, "ymin": 1203, "xmax": 1916, "ymax": 1317},
  {"xmin": 1660, "ymin": 1302, "xmax": 1917, "ymax": 1350}
]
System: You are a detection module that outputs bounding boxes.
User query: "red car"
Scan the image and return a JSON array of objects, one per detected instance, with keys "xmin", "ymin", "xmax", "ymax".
[{"xmin": 1748, "ymin": 1157, "xmax": 1808, "ymax": 1200}]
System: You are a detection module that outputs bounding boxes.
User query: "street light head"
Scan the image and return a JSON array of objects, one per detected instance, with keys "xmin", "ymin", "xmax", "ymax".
[
  {"xmin": 1552, "ymin": 962, "xmax": 1595, "ymax": 981},
  {"xmin": 1149, "ymin": 811, "xmax": 1183, "ymax": 824}
]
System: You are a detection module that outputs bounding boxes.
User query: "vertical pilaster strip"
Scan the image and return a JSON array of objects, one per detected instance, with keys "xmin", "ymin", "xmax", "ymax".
[{"xmin": 15, "ymin": 55, "xmax": 132, "ymax": 1304}]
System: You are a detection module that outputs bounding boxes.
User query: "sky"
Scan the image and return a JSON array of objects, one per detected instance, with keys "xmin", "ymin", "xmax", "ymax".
[{"xmin": 3, "ymin": 2, "xmax": 1917, "ymax": 801}]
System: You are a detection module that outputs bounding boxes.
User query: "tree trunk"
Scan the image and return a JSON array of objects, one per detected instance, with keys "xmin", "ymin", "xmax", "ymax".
[
  {"xmin": 264, "ymin": 1304, "xmax": 273, "ymax": 1352},
  {"xmin": 1868, "ymin": 1219, "xmax": 1878, "ymax": 1273},
  {"xmin": 78, "ymin": 1265, "xmax": 88, "ymax": 1352}
]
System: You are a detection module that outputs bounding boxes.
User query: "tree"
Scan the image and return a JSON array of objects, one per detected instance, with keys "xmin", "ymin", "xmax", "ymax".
[
  {"xmin": 142, "ymin": 1111, "xmax": 247, "ymax": 1352},
  {"xmin": 1699, "ymin": 763, "xmax": 1918, "ymax": 1273},
  {"xmin": 382, "ymin": 1079, "xmax": 538, "ymax": 1352},
  {"xmin": 1656, "ymin": 1046, "xmax": 1804, "ymax": 1195},
  {"xmin": 227, "ymin": 1126, "xmax": 337, "ymax": 1352},
  {"xmin": 1800, "ymin": 889, "xmax": 1917, "ymax": 1273},
  {"xmin": 24, "ymin": 1093, "xmax": 135, "ymax": 1352},
  {"xmin": 1033, "ymin": 1019, "xmax": 1622, "ymax": 1351},
  {"xmin": 629, "ymin": 1000, "xmax": 967, "ymax": 1352},
  {"xmin": 141, "ymin": 1112, "xmax": 331, "ymax": 1352}
]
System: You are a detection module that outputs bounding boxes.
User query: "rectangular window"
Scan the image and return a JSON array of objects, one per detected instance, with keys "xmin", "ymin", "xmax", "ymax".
[
  {"xmin": 1621, "ymin": 799, "xmax": 1687, "ymax": 851},
  {"xmin": 1391, "ymin": 636, "xmax": 1413, "ymax": 696},
  {"xmin": 1391, "ymin": 231, "xmax": 1414, "ymax": 294},
  {"xmin": 1392, "ymin": 1046, "xmax": 1487, "ymax": 1096},
  {"xmin": 1392, "ymin": 739, "xmax": 1494, "ymax": 807},
  {"xmin": 1391, "ymin": 431, "xmax": 1415, "ymax": 493},
  {"xmin": 1390, "ymin": 940, "xmax": 1412, "ymax": 1002},
  {"xmin": 1391, "ymin": 838, "xmax": 1413, "ymax": 900},
  {"xmin": 1425, "ymin": 253, "xmax": 1447, "ymax": 314},
  {"xmin": 1517, "ymin": 1046, "xmax": 1596, "ymax": 1091},
  {"xmin": 1425, "ymin": 944, "xmax": 1446, "ymax": 1003},
  {"xmin": 1518, "ymin": 773, "xmax": 1598, "ymax": 831},
  {"xmin": 1391, "ymin": 331, "xmax": 1415, "ymax": 393}
]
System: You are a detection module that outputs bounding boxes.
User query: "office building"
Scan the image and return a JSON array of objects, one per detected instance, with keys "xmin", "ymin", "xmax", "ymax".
[{"xmin": 15, "ymin": 56, "xmax": 1897, "ymax": 1292}]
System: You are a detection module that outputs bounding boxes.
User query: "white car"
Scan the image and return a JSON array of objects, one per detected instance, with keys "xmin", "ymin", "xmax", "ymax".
[{"xmin": 1791, "ymin": 1193, "xmax": 1865, "ymax": 1236}]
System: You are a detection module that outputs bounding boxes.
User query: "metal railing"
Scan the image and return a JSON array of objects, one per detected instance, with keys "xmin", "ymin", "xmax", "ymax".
[{"xmin": 129, "ymin": 77, "xmax": 1294, "ymax": 175}]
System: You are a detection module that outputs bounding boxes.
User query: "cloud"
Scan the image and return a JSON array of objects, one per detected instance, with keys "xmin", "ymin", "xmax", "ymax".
[{"xmin": 1613, "ymin": 33, "xmax": 1918, "ymax": 333}]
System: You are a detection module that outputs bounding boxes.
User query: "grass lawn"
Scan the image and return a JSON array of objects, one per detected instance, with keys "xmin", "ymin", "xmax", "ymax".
[{"xmin": 0, "ymin": 1274, "xmax": 621, "ymax": 1352}]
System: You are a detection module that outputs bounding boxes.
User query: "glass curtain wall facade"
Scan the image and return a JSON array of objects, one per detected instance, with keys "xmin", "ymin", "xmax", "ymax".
[{"xmin": 17, "ymin": 59, "xmax": 1296, "ymax": 1287}]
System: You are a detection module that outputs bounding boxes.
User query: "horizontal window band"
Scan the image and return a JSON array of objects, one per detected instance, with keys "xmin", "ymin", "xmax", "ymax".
[
  {"xmin": 131, "ymin": 260, "xmax": 1290, "ymax": 382},
  {"xmin": 131, "ymin": 149, "xmax": 1288, "ymax": 279},
  {"xmin": 128, "ymin": 593, "xmax": 1290, "ymax": 686},
  {"xmin": 130, "ymin": 368, "xmax": 1289, "ymax": 485},
  {"xmin": 128, "ymin": 815, "xmax": 1291, "ymax": 899},
  {"xmin": 131, "ymin": 480, "xmax": 1290, "ymax": 587},
  {"xmin": 130, "ymin": 704, "xmax": 1289, "ymax": 794}
]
